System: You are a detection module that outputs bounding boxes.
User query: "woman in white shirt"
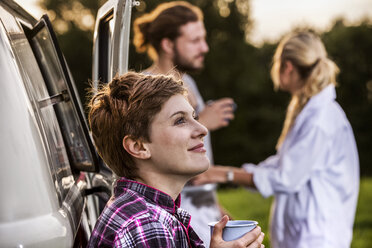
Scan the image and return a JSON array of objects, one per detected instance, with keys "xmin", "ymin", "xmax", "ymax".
[{"xmin": 194, "ymin": 31, "xmax": 360, "ymax": 248}]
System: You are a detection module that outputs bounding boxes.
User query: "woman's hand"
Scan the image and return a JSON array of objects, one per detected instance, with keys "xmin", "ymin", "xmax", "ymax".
[
  {"xmin": 192, "ymin": 166, "xmax": 228, "ymax": 185},
  {"xmin": 210, "ymin": 216, "xmax": 265, "ymax": 248},
  {"xmin": 192, "ymin": 166, "xmax": 256, "ymax": 188}
]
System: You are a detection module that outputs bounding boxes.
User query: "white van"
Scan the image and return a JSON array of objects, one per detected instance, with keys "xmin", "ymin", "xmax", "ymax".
[{"xmin": 0, "ymin": 0, "xmax": 134, "ymax": 246}]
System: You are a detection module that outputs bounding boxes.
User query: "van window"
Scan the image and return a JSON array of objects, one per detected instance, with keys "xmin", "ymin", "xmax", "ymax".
[
  {"xmin": 92, "ymin": 0, "xmax": 132, "ymax": 87},
  {"xmin": 24, "ymin": 15, "xmax": 99, "ymax": 173},
  {"xmin": 91, "ymin": 9, "xmax": 114, "ymax": 85},
  {"xmin": 97, "ymin": 11, "xmax": 114, "ymax": 84}
]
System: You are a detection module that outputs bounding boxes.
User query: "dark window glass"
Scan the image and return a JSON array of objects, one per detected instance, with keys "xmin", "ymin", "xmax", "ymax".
[
  {"xmin": 97, "ymin": 11, "xmax": 114, "ymax": 84},
  {"xmin": 25, "ymin": 15, "xmax": 99, "ymax": 173}
]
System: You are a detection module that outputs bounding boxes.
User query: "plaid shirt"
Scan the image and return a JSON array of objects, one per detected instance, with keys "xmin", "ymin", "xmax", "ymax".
[{"xmin": 88, "ymin": 178, "xmax": 205, "ymax": 247}]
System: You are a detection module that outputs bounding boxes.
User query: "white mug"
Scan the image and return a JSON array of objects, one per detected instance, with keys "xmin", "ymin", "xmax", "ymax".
[{"xmin": 208, "ymin": 220, "xmax": 258, "ymax": 241}]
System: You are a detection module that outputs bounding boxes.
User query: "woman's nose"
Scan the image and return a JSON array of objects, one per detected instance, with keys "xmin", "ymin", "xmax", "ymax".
[{"xmin": 193, "ymin": 120, "xmax": 208, "ymax": 138}]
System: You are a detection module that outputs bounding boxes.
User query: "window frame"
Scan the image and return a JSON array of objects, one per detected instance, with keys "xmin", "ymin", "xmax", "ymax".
[{"xmin": 24, "ymin": 14, "xmax": 99, "ymax": 173}]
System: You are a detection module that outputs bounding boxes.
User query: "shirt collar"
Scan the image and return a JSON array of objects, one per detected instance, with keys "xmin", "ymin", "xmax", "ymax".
[
  {"xmin": 279, "ymin": 85, "xmax": 336, "ymax": 151},
  {"xmin": 114, "ymin": 178, "xmax": 181, "ymax": 214},
  {"xmin": 293, "ymin": 84, "xmax": 336, "ymax": 127},
  {"xmin": 303, "ymin": 84, "xmax": 336, "ymax": 111}
]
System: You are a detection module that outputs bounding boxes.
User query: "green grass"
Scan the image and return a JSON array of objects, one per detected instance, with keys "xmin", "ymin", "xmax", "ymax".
[
  {"xmin": 217, "ymin": 178, "xmax": 372, "ymax": 248},
  {"xmin": 352, "ymin": 178, "xmax": 372, "ymax": 248}
]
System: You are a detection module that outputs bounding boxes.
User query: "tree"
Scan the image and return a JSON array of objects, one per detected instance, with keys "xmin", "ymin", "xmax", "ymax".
[
  {"xmin": 38, "ymin": 0, "xmax": 372, "ymax": 175},
  {"xmin": 38, "ymin": 0, "xmax": 103, "ymax": 107},
  {"xmin": 323, "ymin": 19, "xmax": 372, "ymax": 176},
  {"xmin": 129, "ymin": 0, "xmax": 286, "ymax": 167}
]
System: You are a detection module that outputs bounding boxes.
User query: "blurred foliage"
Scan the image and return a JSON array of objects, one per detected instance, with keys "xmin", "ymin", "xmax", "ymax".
[
  {"xmin": 322, "ymin": 19, "xmax": 372, "ymax": 177},
  {"xmin": 37, "ymin": 0, "xmax": 372, "ymax": 176},
  {"xmin": 39, "ymin": 0, "xmax": 105, "ymax": 107}
]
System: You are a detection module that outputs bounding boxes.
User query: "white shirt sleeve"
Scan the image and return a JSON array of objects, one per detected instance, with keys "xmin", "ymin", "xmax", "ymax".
[{"xmin": 245, "ymin": 123, "xmax": 330, "ymax": 198}]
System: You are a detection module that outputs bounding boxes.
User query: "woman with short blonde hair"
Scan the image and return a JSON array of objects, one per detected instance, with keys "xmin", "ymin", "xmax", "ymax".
[{"xmin": 87, "ymin": 72, "xmax": 265, "ymax": 248}]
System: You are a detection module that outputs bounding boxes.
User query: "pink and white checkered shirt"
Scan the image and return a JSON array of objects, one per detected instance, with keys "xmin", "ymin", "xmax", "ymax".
[{"xmin": 88, "ymin": 178, "xmax": 205, "ymax": 247}]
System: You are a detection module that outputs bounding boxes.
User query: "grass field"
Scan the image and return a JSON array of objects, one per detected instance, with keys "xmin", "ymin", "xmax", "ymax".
[{"xmin": 217, "ymin": 178, "xmax": 372, "ymax": 247}]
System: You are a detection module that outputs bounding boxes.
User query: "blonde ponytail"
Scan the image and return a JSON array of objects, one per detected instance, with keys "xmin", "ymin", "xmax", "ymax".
[{"xmin": 273, "ymin": 32, "xmax": 340, "ymax": 149}]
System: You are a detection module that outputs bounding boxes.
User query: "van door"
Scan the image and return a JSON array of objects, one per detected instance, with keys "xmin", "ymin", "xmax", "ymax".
[
  {"xmin": 25, "ymin": 15, "xmax": 100, "ymax": 173},
  {"xmin": 89, "ymin": 0, "xmax": 136, "ymax": 211},
  {"xmin": 0, "ymin": 1, "xmax": 102, "ymax": 246},
  {"xmin": 92, "ymin": 0, "xmax": 136, "ymax": 86}
]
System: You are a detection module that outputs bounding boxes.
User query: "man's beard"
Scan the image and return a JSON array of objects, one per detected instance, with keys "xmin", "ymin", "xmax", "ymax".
[{"xmin": 173, "ymin": 47, "xmax": 204, "ymax": 73}]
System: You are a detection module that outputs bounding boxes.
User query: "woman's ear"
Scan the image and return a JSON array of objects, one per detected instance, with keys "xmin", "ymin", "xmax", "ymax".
[
  {"xmin": 123, "ymin": 135, "xmax": 151, "ymax": 160},
  {"xmin": 283, "ymin": 60, "xmax": 294, "ymax": 74},
  {"xmin": 160, "ymin": 38, "xmax": 174, "ymax": 55}
]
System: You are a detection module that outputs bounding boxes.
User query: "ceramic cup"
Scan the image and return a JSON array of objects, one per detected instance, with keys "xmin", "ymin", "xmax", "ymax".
[{"xmin": 208, "ymin": 220, "xmax": 258, "ymax": 241}]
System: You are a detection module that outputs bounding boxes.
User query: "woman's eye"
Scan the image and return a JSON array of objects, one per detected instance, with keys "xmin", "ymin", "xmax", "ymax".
[
  {"xmin": 175, "ymin": 117, "xmax": 186, "ymax": 125},
  {"xmin": 194, "ymin": 115, "xmax": 199, "ymax": 121}
]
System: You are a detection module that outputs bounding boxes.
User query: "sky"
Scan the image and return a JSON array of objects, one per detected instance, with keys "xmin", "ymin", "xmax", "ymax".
[
  {"xmin": 17, "ymin": 0, "xmax": 372, "ymax": 46},
  {"xmin": 248, "ymin": 0, "xmax": 372, "ymax": 45}
]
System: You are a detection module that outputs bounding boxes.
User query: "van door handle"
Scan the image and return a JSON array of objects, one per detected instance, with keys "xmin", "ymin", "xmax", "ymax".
[{"xmin": 38, "ymin": 89, "xmax": 69, "ymax": 108}]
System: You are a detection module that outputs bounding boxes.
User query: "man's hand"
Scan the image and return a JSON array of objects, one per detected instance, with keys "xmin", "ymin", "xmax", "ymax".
[
  {"xmin": 199, "ymin": 98, "xmax": 235, "ymax": 131},
  {"xmin": 210, "ymin": 216, "xmax": 265, "ymax": 248}
]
